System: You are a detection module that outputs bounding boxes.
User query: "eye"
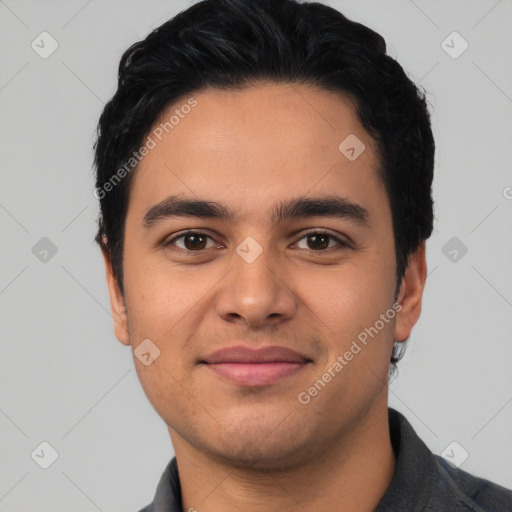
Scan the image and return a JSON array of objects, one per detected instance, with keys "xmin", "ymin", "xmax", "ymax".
[
  {"xmin": 294, "ymin": 231, "xmax": 350, "ymax": 251},
  {"xmin": 165, "ymin": 231, "xmax": 219, "ymax": 251}
]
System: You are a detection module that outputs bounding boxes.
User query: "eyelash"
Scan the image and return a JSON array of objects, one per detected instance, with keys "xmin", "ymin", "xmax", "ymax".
[{"xmin": 163, "ymin": 230, "xmax": 351, "ymax": 255}]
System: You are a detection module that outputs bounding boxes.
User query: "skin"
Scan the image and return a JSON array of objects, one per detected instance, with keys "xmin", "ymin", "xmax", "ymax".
[{"xmin": 102, "ymin": 82, "xmax": 427, "ymax": 511}]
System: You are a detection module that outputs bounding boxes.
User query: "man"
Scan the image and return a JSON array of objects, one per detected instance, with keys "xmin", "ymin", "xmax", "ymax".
[{"xmin": 94, "ymin": 0, "xmax": 512, "ymax": 510}]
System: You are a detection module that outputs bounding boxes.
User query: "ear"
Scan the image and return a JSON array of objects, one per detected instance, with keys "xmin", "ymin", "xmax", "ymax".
[
  {"xmin": 101, "ymin": 243, "xmax": 130, "ymax": 346},
  {"xmin": 394, "ymin": 242, "xmax": 427, "ymax": 343}
]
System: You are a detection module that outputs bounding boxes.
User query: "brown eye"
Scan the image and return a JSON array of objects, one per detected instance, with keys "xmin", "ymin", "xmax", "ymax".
[
  {"xmin": 183, "ymin": 233, "xmax": 207, "ymax": 250},
  {"xmin": 306, "ymin": 233, "xmax": 330, "ymax": 250},
  {"xmin": 165, "ymin": 231, "xmax": 215, "ymax": 251},
  {"xmin": 295, "ymin": 231, "xmax": 349, "ymax": 251}
]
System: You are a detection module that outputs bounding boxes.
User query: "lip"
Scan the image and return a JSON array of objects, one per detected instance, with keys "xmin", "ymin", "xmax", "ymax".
[{"xmin": 201, "ymin": 345, "xmax": 312, "ymax": 387}]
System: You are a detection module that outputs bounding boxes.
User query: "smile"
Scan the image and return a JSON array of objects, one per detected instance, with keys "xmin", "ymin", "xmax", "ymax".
[
  {"xmin": 201, "ymin": 345, "xmax": 312, "ymax": 386},
  {"xmin": 204, "ymin": 361, "xmax": 308, "ymax": 386}
]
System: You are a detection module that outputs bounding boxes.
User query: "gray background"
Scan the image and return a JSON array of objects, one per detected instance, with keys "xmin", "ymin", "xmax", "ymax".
[{"xmin": 1, "ymin": 0, "xmax": 511, "ymax": 510}]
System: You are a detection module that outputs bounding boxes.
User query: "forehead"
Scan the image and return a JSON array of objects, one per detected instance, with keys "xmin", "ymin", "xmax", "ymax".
[
  {"xmin": 151, "ymin": 82, "xmax": 376, "ymax": 159},
  {"xmin": 127, "ymin": 82, "xmax": 386, "ymax": 225}
]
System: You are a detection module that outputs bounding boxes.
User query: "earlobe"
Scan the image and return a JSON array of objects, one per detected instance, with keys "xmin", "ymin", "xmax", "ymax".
[
  {"xmin": 394, "ymin": 243, "xmax": 427, "ymax": 343},
  {"xmin": 101, "ymin": 246, "xmax": 131, "ymax": 346}
]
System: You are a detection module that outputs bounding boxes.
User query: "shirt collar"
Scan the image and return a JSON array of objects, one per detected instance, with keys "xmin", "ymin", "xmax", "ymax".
[
  {"xmin": 374, "ymin": 408, "xmax": 438, "ymax": 511},
  {"xmin": 145, "ymin": 456, "xmax": 181, "ymax": 512}
]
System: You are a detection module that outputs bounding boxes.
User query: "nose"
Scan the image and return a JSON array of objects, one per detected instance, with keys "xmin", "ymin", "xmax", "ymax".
[{"xmin": 215, "ymin": 241, "xmax": 297, "ymax": 328}]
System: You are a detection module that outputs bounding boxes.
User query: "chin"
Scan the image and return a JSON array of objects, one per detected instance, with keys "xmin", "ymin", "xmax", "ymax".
[
  {"xmin": 202, "ymin": 419, "xmax": 317, "ymax": 473},
  {"xmin": 209, "ymin": 440, "xmax": 310, "ymax": 473}
]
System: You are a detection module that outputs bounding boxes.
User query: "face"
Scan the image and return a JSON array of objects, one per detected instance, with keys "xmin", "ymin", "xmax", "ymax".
[{"xmin": 103, "ymin": 82, "xmax": 425, "ymax": 470}]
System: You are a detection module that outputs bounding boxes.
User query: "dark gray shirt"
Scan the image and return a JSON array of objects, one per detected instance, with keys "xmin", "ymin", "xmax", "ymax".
[{"xmin": 138, "ymin": 408, "xmax": 512, "ymax": 511}]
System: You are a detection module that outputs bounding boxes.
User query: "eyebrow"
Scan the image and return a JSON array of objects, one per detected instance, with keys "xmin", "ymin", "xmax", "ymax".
[{"xmin": 142, "ymin": 194, "xmax": 369, "ymax": 228}]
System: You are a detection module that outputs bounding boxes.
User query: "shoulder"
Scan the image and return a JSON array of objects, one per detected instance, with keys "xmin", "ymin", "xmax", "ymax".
[
  {"xmin": 377, "ymin": 409, "xmax": 512, "ymax": 511},
  {"xmin": 429, "ymin": 454, "xmax": 512, "ymax": 511}
]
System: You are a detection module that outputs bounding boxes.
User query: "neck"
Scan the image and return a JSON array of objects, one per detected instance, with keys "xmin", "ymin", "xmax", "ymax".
[{"xmin": 170, "ymin": 398, "xmax": 396, "ymax": 512}]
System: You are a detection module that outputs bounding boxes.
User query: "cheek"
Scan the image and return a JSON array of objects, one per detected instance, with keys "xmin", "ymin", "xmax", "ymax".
[
  {"xmin": 299, "ymin": 254, "xmax": 396, "ymax": 334},
  {"xmin": 123, "ymin": 253, "xmax": 206, "ymax": 336},
  {"xmin": 309, "ymin": 260, "xmax": 397, "ymax": 387},
  {"xmin": 134, "ymin": 360, "xmax": 188, "ymax": 432}
]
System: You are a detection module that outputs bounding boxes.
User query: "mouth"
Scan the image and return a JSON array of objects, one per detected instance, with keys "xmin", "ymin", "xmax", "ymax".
[{"xmin": 200, "ymin": 345, "xmax": 312, "ymax": 387}]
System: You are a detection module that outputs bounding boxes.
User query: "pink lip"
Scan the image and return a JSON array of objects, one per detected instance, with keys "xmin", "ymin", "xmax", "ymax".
[{"xmin": 201, "ymin": 345, "xmax": 311, "ymax": 386}]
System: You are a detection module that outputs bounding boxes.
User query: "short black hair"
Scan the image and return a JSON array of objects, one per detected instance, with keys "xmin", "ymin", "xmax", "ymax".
[{"xmin": 93, "ymin": 0, "xmax": 435, "ymax": 373}]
